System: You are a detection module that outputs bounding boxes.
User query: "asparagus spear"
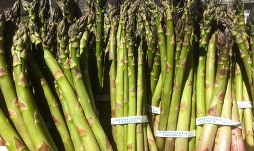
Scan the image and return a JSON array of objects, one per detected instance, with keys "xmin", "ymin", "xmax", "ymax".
[
  {"xmin": 196, "ymin": 28, "xmax": 231, "ymax": 151},
  {"xmin": 0, "ymin": 10, "xmax": 34, "ymax": 150},
  {"xmin": 174, "ymin": 31, "xmax": 194, "ymax": 151},
  {"xmin": 27, "ymin": 54, "xmax": 75, "ymax": 151},
  {"xmin": 0, "ymin": 108, "xmax": 28, "ymax": 151},
  {"xmin": 196, "ymin": 1, "xmax": 217, "ymax": 143},
  {"xmin": 205, "ymin": 31, "xmax": 218, "ymax": 108},
  {"xmin": 12, "ymin": 24, "xmax": 58, "ymax": 151},
  {"xmin": 54, "ymin": 83, "xmax": 84, "ymax": 151},
  {"xmin": 68, "ymin": 15, "xmax": 112, "ymax": 151}
]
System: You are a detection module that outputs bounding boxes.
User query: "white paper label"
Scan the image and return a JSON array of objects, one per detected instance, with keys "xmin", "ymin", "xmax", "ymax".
[
  {"xmin": 237, "ymin": 101, "xmax": 252, "ymax": 109},
  {"xmin": 111, "ymin": 116, "xmax": 148, "ymax": 125},
  {"xmin": 156, "ymin": 130, "xmax": 196, "ymax": 138},
  {"xmin": 147, "ymin": 105, "xmax": 161, "ymax": 114},
  {"xmin": 0, "ymin": 146, "xmax": 8, "ymax": 151},
  {"xmin": 196, "ymin": 116, "xmax": 241, "ymax": 126}
]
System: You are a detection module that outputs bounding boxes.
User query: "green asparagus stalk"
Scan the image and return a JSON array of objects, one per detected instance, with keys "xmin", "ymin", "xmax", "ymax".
[
  {"xmin": 126, "ymin": 16, "xmax": 137, "ymax": 151},
  {"xmin": 27, "ymin": 54, "xmax": 75, "ymax": 151},
  {"xmin": 12, "ymin": 24, "xmax": 58, "ymax": 151},
  {"xmin": 174, "ymin": 31, "xmax": 194, "ymax": 151},
  {"xmin": 95, "ymin": 0, "xmax": 104, "ymax": 92},
  {"xmin": 136, "ymin": 38, "xmax": 145, "ymax": 151},
  {"xmin": 57, "ymin": 19, "xmax": 74, "ymax": 86},
  {"xmin": 205, "ymin": 31, "xmax": 217, "ymax": 107},
  {"xmin": 0, "ymin": 108, "xmax": 28, "ymax": 151},
  {"xmin": 54, "ymin": 83, "xmax": 84, "ymax": 151},
  {"xmin": 188, "ymin": 72, "xmax": 196, "ymax": 151},
  {"xmin": 235, "ymin": 63, "xmax": 243, "ymax": 121},
  {"xmin": 68, "ymin": 15, "xmax": 112, "ymax": 151},
  {"xmin": 196, "ymin": 1, "xmax": 217, "ymax": 143},
  {"xmin": 196, "ymin": 28, "xmax": 231, "ymax": 151},
  {"xmin": 0, "ymin": 10, "xmax": 34, "ymax": 150},
  {"xmin": 242, "ymin": 81, "xmax": 254, "ymax": 150},
  {"xmin": 231, "ymin": 81, "xmax": 246, "ymax": 150}
]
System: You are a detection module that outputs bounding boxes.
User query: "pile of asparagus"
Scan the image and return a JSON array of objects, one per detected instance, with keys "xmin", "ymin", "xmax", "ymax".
[{"xmin": 1, "ymin": 0, "xmax": 254, "ymax": 150}]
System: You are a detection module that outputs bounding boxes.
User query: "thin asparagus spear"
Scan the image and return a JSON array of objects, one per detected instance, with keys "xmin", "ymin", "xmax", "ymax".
[
  {"xmin": 126, "ymin": 14, "xmax": 137, "ymax": 151},
  {"xmin": 27, "ymin": 54, "xmax": 75, "ymax": 151},
  {"xmin": 231, "ymin": 80, "xmax": 246, "ymax": 151},
  {"xmin": 242, "ymin": 81, "xmax": 254, "ymax": 150},
  {"xmin": 57, "ymin": 19, "xmax": 74, "ymax": 86},
  {"xmin": 205, "ymin": 31, "xmax": 217, "ymax": 107},
  {"xmin": 12, "ymin": 24, "xmax": 58, "ymax": 151},
  {"xmin": 68, "ymin": 15, "xmax": 112, "ymax": 151},
  {"xmin": 188, "ymin": 72, "xmax": 196, "ymax": 151},
  {"xmin": 164, "ymin": 5, "xmax": 194, "ymax": 149},
  {"xmin": 0, "ymin": 108, "xmax": 28, "ymax": 151},
  {"xmin": 54, "ymin": 83, "xmax": 84, "ymax": 151},
  {"xmin": 0, "ymin": 10, "xmax": 34, "ymax": 150},
  {"xmin": 136, "ymin": 38, "xmax": 145, "ymax": 151},
  {"xmin": 95, "ymin": 0, "xmax": 104, "ymax": 92},
  {"xmin": 196, "ymin": 28, "xmax": 231, "ymax": 151},
  {"xmin": 175, "ymin": 32, "xmax": 194, "ymax": 151},
  {"xmin": 196, "ymin": 1, "xmax": 217, "ymax": 143},
  {"xmin": 235, "ymin": 63, "xmax": 243, "ymax": 121}
]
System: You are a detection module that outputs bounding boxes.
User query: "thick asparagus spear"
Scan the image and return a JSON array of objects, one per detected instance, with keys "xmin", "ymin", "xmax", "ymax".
[
  {"xmin": 12, "ymin": 24, "xmax": 58, "ymax": 151},
  {"xmin": 27, "ymin": 54, "xmax": 75, "ymax": 151},
  {"xmin": 196, "ymin": 28, "xmax": 231, "ymax": 151},
  {"xmin": 0, "ymin": 10, "xmax": 34, "ymax": 150},
  {"xmin": 0, "ymin": 108, "xmax": 28, "ymax": 151}
]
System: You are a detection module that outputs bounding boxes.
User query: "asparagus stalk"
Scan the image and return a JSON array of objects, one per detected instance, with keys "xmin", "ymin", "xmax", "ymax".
[
  {"xmin": 196, "ymin": 28, "xmax": 231, "ymax": 151},
  {"xmin": 54, "ymin": 83, "xmax": 84, "ymax": 151},
  {"xmin": 242, "ymin": 81, "xmax": 254, "ymax": 150},
  {"xmin": 126, "ymin": 14, "xmax": 137, "ymax": 151},
  {"xmin": 164, "ymin": 6, "xmax": 194, "ymax": 150},
  {"xmin": 0, "ymin": 108, "xmax": 28, "ymax": 151},
  {"xmin": 174, "ymin": 40, "xmax": 194, "ymax": 151},
  {"xmin": 0, "ymin": 10, "xmax": 34, "ymax": 150},
  {"xmin": 205, "ymin": 31, "xmax": 217, "ymax": 107},
  {"xmin": 235, "ymin": 63, "xmax": 244, "ymax": 121},
  {"xmin": 68, "ymin": 15, "xmax": 112, "ymax": 151},
  {"xmin": 27, "ymin": 54, "xmax": 75, "ymax": 151},
  {"xmin": 95, "ymin": 0, "xmax": 104, "ymax": 92},
  {"xmin": 196, "ymin": 1, "xmax": 217, "ymax": 143},
  {"xmin": 231, "ymin": 81, "xmax": 246, "ymax": 151},
  {"xmin": 57, "ymin": 19, "xmax": 74, "ymax": 86},
  {"xmin": 12, "ymin": 24, "xmax": 58, "ymax": 151}
]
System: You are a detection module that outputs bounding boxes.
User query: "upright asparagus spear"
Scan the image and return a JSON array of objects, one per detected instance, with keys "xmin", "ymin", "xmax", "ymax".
[
  {"xmin": 196, "ymin": 28, "xmax": 231, "ymax": 151},
  {"xmin": 196, "ymin": 1, "xmax": 217, "ymax": 143}
]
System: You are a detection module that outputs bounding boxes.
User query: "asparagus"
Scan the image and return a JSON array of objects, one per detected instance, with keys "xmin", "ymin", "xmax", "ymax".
[
  {"xmin": 68, "ymin": 15, "xmax": 112, "ymax": 151},
  {"xmin": 164, "ymin": 3, "xmax": 194, "ymax": 149},
  {"xmin": 196, "ymin": 1, "xmax": 217, "ymax": 143},
  {"xmin": 27, "ymin": 54, "xmax": 75, "ymax": 151},
  {"xmin": 54, "ymin": 83, "xmax": 84, "ymax": 151},
  {"xmin": 0, "ymin": 108, "xmax": 28, "ymax": 151},
  {"xmin": 196, "ymin": 28, "xmax": 231, "ymax": 151},
  {"xmin": 0, "ymin": 10, "xmax": 34, "ymax": 150},
  {"xmin": 12, "ymin": 24, "xmax": 58, "ymax": 151},
  {"xmin": 205, "ymin": 31, "xmax": 217, "ymax": 109},
  {"xmin": 95, "ymin": 0, "xmax": 104, "ymax": 92}
]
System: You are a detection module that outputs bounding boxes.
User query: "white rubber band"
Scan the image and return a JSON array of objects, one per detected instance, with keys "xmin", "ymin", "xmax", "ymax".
[
  {"xmin": 147, "ymin": 105, "xmax": 160, "ymax": 114},
  {"xmin": 237, "ymin": 101, "xmax": 252, "ymax": 109},
  {"xmin": 196, "ymin": 116, "xmax": 241, "ymax": 126},
  {"xmin": 156, "ymin": 130, "xmax": 196, "ymax": 138},
  {"xmin": 111, "ymin": 116, "xmax": 148, "ymax": 125},
  {"xmin": 0, "ymin": 146, "xmax": 8, "ymax": 151}
]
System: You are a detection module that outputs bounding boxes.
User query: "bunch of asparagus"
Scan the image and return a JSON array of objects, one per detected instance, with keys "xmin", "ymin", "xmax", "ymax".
[{"xmin": 1, "ymin": 0, "xmax": 254, "ymax": 151}]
